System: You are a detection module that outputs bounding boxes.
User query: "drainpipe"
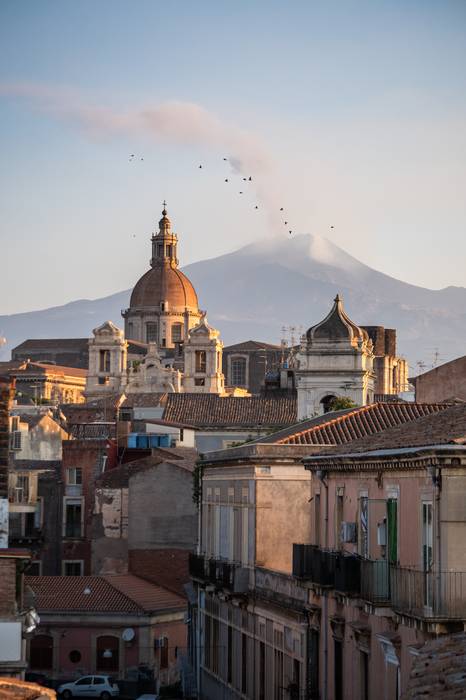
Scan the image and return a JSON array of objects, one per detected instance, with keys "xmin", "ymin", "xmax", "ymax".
[{"xmin": 434, "ymin": 460, "xmax": 442, "ymax": 615}]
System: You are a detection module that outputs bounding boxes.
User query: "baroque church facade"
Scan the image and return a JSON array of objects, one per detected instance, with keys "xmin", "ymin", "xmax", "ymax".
[
  {"xmin": 85, "ymin": 206, "xmax": 227, "ymax": 400},
  {"xmin": 84, "ymin": 204, "xmax": 408, "ymax": 414}
]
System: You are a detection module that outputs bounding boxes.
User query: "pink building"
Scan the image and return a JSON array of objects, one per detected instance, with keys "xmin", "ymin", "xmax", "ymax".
[
  {"xmin": 299, "ymin": 403, "xmax": 466, "ymax": 699},
  {"xmin": 26, "ymin": 574, "xmax": 187, "ymax": 691}
]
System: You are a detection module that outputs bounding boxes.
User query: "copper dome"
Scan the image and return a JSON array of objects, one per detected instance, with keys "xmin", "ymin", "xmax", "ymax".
[{"xmin": 129, "ymin": 263, "xmax": 199, "ymax": 310}]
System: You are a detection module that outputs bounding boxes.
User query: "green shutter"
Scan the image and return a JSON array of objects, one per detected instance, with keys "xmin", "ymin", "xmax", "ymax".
[{"xmin": 387, "ymin": 499, "xmax": 398, "ymax": 564}]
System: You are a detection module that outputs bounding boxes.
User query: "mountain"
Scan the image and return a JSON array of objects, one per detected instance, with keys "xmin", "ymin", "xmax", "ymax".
[{"xmin": 2, "ymin": 233, "xmax": 466, "ymax": 369}]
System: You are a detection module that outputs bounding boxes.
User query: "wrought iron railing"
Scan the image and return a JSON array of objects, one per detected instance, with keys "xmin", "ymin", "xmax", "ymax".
[
  {"xmin": 189, "ymin": 553, "xmax": 248, "ymax": 593},
  {"xmin": 292, "ymin": 545, "xmax": 466, "ymax": 620}
]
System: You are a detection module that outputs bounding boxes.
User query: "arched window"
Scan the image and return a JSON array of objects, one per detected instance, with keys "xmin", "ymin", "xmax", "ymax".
[
  {"xmin": 321, "ymin": 395, "xmax": 337, "ymax": 413},
  {"xmin": 146, "ymin": 323, "xmax": 158, "ymax": 343},
  {"xmin": 195, "ymin": 350, "xmax": 207, "ymax": 373},
  {"xmin": 30, "ymin": 634, "xmax": 53, "ymax": 670},
  {"xmin": 96, "ymin": 635, "xmax": 119, "ymax": 672},
  {"xmin": 231, "ymin": 357, "xmax": 247, "ymax": 387}
]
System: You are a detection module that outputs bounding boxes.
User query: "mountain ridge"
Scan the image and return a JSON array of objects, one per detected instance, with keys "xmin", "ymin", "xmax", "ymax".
[{"xmin": 2, "ymin": 233, "xmax": 465, "ymax": 368}]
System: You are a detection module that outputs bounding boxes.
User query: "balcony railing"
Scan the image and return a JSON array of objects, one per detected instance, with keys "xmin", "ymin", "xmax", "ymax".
[
  {"xmin": 293, "ymin": 545, "xmax": 466, "ymax": 621},
  {"xmin": 292, "ymin": 545, "xmax": 338, "ymax": 588},
  {"xmin": 189, "ymin": 553, "xmax": 249, "ymax": 594},
  {"xmin": 360, "ymin": 558, "xmax": 390, "ymax": 604},
  {"xmin": 390, "ymin": 567, "xmax": 466, "ymax": 620}
]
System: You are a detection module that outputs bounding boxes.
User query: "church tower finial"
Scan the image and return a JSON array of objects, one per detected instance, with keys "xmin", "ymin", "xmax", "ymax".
[{"xmin": 150, "ymin": 202, "xmax": 177, "ymax": 268}]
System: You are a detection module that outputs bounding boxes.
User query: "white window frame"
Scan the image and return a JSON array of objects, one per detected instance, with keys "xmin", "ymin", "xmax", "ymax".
[
  {"xmin": 62, "ymin": 497, "xmax": 84, "ymax": 538},
  {"xmin": 67, "ymin": 467, "xmax": 82, "ymax": 485}
]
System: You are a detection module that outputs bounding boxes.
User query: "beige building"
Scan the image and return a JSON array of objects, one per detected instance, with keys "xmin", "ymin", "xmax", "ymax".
[
  {"xmin": 295, "ymin": 295, "xmax": 375, "ymax": 419},
  {"xmin": 189, "ymin": 401, "xmax": 455, "ymax": 700},
  {"xmin": 299, "ymin": 404, "xmax": 466, "ymax": 700},
  {"xmin": 122, "ymin": 205, "xmax": 202, "ymax": 348},
  {"xmin": 183, "ymin": 314, "xmax": 225, "ymax": 394},
  {"xmin": 5, "ymin": 361, "xmax": 86, "ymax": 404}
]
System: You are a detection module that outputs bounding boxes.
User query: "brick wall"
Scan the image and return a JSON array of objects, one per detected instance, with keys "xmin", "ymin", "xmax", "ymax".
[
  {"xmin": 0, "ymin": 558, "xmax": 17, "ymax": 616},
  {"xmin": 0, "ymin": 377, "xmax": 14, "ymax": 500}
]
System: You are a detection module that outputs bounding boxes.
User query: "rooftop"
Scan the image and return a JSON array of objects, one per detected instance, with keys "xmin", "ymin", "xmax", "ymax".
[
  {"xmin": 163, "ymin": 393, "xmax": 297, "ymax": 428},
  {"xmin": 26, "ymin": 573, "xmax": 185, "ymax": 614},
  {"xmin": 264, "ymin": 402, "xmax": 449, "ymax": 445},
  {"xmin": 303, "ymin": 403, "xmax": 466, "ymax": 466}
]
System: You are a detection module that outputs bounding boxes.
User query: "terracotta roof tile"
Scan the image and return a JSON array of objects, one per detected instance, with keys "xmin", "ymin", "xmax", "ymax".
[
  {"xmin": 26, "ymin": 574, "xmax": 184, "ymax": 613},
  {"xmin": 163, "ymin": 393, "xmax": 297, "ymax": 428},
  {"xmin": 129, "ymin": 549, "xmax": 190, "ymax": 598},
  {"xmin": 405, "ymin": 632, "xmax": 466, "ymax": 699},
  {"xmin": 313, "ymin": 403, "xmax": 466, "ymax": 457},
  {"xmin": 121, "ymin": 393, "xmax": 168, "ymax": 408},
  {"xmin": 26, "ymin": 576, "xmax": 143, "ymax": 613},
  {"xmin": 274, "ymin": 403, "xmax": 448, "ymax": 445}
]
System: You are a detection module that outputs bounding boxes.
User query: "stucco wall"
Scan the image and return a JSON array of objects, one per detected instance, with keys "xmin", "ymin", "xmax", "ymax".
[
  {"xmin": 255, "ymin": 469, "xmax": 312, "ymax": 573},
  {"xmin": 414, "ymin": 355, "xmax": 466, "ymax": 403},
  {"xmin": 128, "ymin": 463, "xmax": 197, "ymax": 550}
]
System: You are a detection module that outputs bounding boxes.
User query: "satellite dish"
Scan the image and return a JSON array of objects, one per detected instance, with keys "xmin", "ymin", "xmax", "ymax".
[{"xmin": 122, "ymin": 627, "xmax": 135, "ymax": 642}]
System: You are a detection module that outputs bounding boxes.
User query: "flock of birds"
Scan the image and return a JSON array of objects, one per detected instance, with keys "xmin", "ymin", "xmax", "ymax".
[{"xmin": 128, "ymin": 153, "xmax": 301, "ymax": 236}]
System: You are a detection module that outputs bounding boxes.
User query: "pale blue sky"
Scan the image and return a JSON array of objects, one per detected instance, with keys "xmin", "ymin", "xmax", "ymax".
[{"xmin": 1, "ymin": 0, "xmax": 466, "ymax": 313}]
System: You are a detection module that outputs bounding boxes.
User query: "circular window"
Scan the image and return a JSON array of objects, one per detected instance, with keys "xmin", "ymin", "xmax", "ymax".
[{"xmin": 69, "ymin": 650, "xmax": 81, "ymax": 663}]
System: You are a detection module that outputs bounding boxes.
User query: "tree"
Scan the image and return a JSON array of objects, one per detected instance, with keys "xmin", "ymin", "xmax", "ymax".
[{"xmin": 329, "ymin": 396, "xmax": 358, "ymax": 411}]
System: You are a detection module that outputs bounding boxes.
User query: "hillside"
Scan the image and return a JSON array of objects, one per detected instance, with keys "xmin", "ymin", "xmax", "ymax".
[{"xmin": 2, "ymin": 233, "xmax": 465, "ymax": 368}]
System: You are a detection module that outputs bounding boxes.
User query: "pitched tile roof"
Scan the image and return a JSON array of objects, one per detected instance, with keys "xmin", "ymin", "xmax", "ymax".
[
  {"xmin": 129, "ymin": 548, "xmax": 190, "ymax": 598},
  {"xmin": 270, "ymin": 402, "xmax": 448, "ymax": 445},
  {"xmin": 121, "ymin": 392, "xmax": 168, "ymax": 408},
  {"xmin": 26, "ymin": 576, "xmax": 142, "ymax": 613},
  {"xmin": 18, "ymin": 362, "xmax": 87, "ymax": 378},
  {"xmin": 223, "ymin": 340, "xmax": 282, "ymax": 352},
  {"xmin": 313, "ymin": 403, "xmax": 466, "ymax": 457},
  {"xmin": 163, "ymin": 393, "xmax": 297, "ymax": 428},
  {"xmin": 68, "ymin": 422, "xmax": 116, "ymax": 439},
  {"xmin": 26, "ymin": 574, "xmax": 184, "ymax": 614},
  {"xmin": 107, "ymin": 573, "xmax": 185, "ymax": 611},
  {"xmin": 13, "ymin": 338, "xmax": 89, "ymax": 350},
  {"xmin": 405, "ymin": 632, "xmax": 466, "ymax": 699}
]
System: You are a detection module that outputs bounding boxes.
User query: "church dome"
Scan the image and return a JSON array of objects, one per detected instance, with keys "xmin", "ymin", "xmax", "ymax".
[
  {"xmin": 307, "ymin": 294, "xmax": 369, "ymax": 344},
  {"xmin": 130, "ymin": 265, "xmax": 199, "ymax": 310}
]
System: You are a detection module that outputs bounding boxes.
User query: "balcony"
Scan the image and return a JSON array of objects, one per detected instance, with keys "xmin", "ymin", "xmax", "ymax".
[
  {"xmin": 189, "ymin": 553, "xmax": 248, "ymax": 594},
  {"xmin": 292, "ymin": 545, "xmax": 337, "ymax": 587},
  {"xmin": 334, "ymin": 553, "xmax": 361, "ymax": 595},
  {"xmin": 390, "ymin": 567, "xmax": 466, "ymax": 620},
  {"xmin": 360, "ymin": 559, "xmax": 390, "ymax": 605}
]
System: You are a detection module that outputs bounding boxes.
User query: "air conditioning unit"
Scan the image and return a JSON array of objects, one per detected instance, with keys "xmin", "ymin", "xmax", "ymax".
[{"xmin": 340, "ymin": 521, "xmax": 357, "ymax": 544}]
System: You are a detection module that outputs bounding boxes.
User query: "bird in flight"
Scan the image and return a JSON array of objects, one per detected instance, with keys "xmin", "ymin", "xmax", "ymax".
[
  {"xmin": 239, "ymin": 191, "xmax": 243, "ymax": 194},
  {"xmin": 199, "ymin": 165, "xmax": 203, "ymax": 169},
  {"xmin": 223, "ymin": 157, "xmax": 228, "ymax": 161},
  {"xmin": 280, "ymin": 207, "xmax": 284, "ymax": 211},
  {"xmin": 225, "ymin": 179, "xmax": 229, "ymax": 182},
  {"xmin": 255, "ymin": 205, "xmax": 259, "ymax": 209},
  {"xmin": 248, "ymin": 176, "xmax": 252, "ymax": 181},
  {"xmin": 284, "ymin": 221, "xmax": 288, "ymax": 225}
]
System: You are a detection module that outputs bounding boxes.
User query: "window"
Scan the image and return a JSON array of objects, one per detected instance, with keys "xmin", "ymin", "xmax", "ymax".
[
  {"xmin": 231, "ymin": 357, "xmax": 246, "ymax": 387},
  {"xmin": 335, "ymin": 489, "xmax": 344, "ymax": 549},
  {"xmin": 227, "ymin": 625, "xmax": 233, "ymax": 684},
  {"xmin": 159, "ymin": 636, "xmax": 169, "ymax": 670},
  {"xmin": 99, "ymin": 350, "xmax": 110, "ymax": 373},
  {"xmin": 76, "ymin": 677, "xmax": 93, "ymax": 686},
  {"xmin": 14, "ymin": 475, "xmax": 29, "ymax": 503},
  {"xmin": 96, "ymin": 636, "xmax": 119, "ymax": 672},
  {"xmin": 314, "ymin": 493, "xmax": 321, "ymax": 546},
  {"xmin": 10, "ymin": 417, "xmax": 21, "ymax": 450},
  {"xmin": 359, "ymin": 495, "xmax": 369, "ymax": 557},
  {"xmin": 63, "ymin": 560, "xmax": 83, "ymax": 576},
  {"xmin": 98, "ymin": 376, "xmax": 109, "ymax": 385},
  {"xmin": 334, "ymin": 639, "xmax": 343, "ymax": 700},
  {"xmin": 27, "ymin": 560, "xmax": 42, "ymax": 576},
  {"xmin": 67, "ymin": 468, "xmax": 82, "ymax": 485},
  {"xmin": 171, "ymin": 323, "xmax": 183, "ymax": 343},
  {"xmin": 93, "ymin": 677, "xmax": 105, "ymax": 685},
  {"xmin": 146, "ymin": 323, "xmax": 158, "ymax": 343},
  {"xmin": 29, "ymin": 635, "xmax": 53, "ymax": 670},
  {"xmin": 195, "ymin": 350, "xmax": 207, "ymax": 373},
  {"xmin": 127, "ymin": 322, "xmax": 133, "ymax": 337},
  {"xmin": 64, "ymin": 499, "xmax": 82, "ymax": 538},
  {"xmin": 360, "ymin": 650, "xmax": 369, "ymax": 700},
  {"xmin": 194, "ymin": 378, "xmax": 205, "ymax": 386},
  {"xmin": 241, "ymin": 633, "xmax": 247, "ymax": 694}
]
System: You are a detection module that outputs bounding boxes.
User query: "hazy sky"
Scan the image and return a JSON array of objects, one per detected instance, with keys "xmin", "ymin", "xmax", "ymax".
[{"xmin": 1, "ymin": 0, "xmax": 466, "ymax": 314}]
